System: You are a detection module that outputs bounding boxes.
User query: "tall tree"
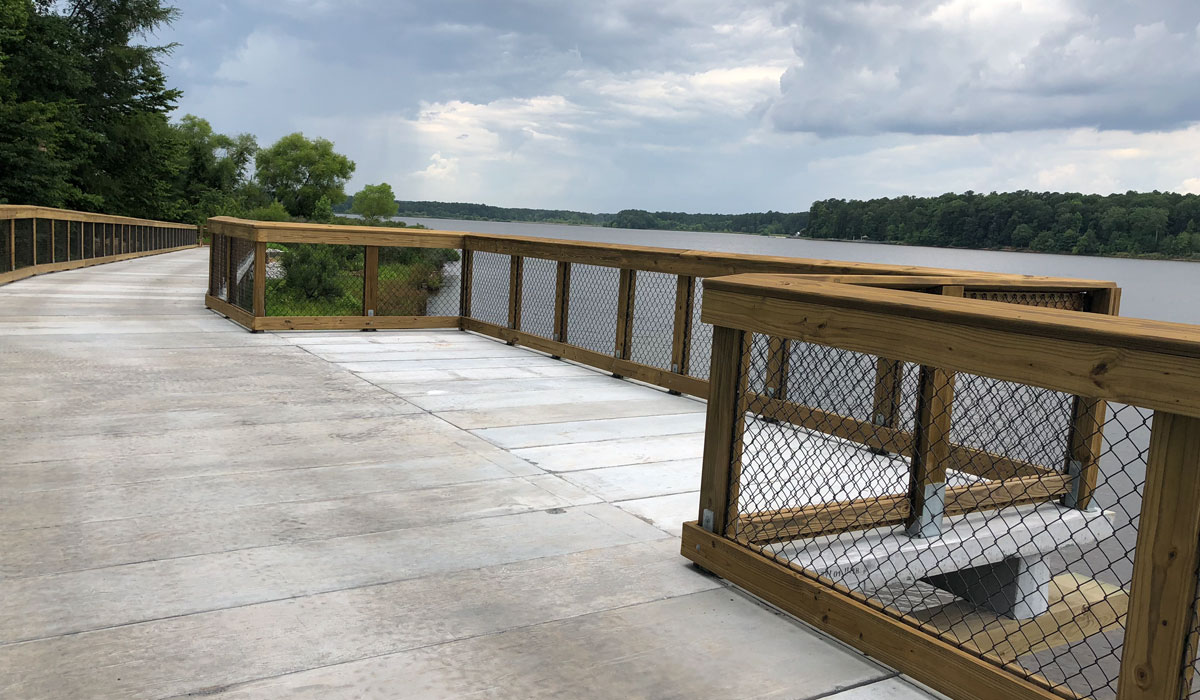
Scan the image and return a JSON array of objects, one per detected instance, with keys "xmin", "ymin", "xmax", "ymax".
[
  {"xmin": 255, "ymin": 133, "xmax": 355, "ymax": 219},
  {"xmin": 0, "ymin": 0, "xmax": 183, "ymax": 217},
  {"xmin": 172, "ymin": 114, "xmax": 257, "ymax": 223},
  {"xmin": 350, "ymin": 182, "xmax": 398, "ymax": 222}
]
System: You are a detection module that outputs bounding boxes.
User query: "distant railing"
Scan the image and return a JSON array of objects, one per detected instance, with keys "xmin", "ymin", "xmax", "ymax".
[
  {"xmin": 685, "ymin": 275, "xmax": 1200, "ymax": 700},
  {"xmin": 204, "ymin": 217, "xmax": 1118, "ymax": 400},
  {"xmin": 0, "ymin": 205, "xmax": 199, "ymax": 286}
]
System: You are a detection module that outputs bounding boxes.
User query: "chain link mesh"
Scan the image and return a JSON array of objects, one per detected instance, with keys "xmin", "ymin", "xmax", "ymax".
[
  {"xmin": 0, "ymin": 220, "xmax": 10, "ymax": 273},
  {"xmin": 35, "ymin": 218, "xmax": 52, "ymax": 264},
  {"xmin": 263, "ymin": 243, "xmax": 363, "ymax": 316},
  {"xmin": 520, "ymin": 257, "xmax": 557, "ymax": 338},
  {"xmin": 52, "ymin": 220, "xmax": 68, "ymax": 262},
  {"xmin": 230, "ymin": 237, "xmax": 256, "ymax": 313},
  {"xmin": 965, "ymin": 290, "xmax": 1088, "ymax": 311},
  {"xmin": 13, "ymin": 219, "xmax": 33, "ymax": 269},
  {"xmin": 81, "ymin": 222, "xmax": 94, "ymax": 259},
  {"xmin": 689, "ymin": 278, "xmax": 715, "ymax": 380},
  {"xmin": 375, "ymin": 247, "xmax": 461, "ymax": 317},
  {"xmin": 565, "ymin": 263, "xmax": 620, "ymax": 356},
  {"xmin": 628, "ymin": 270, "xmax": 677, "ymax": 370},
  {"xmin": 726, "ymin": 333, "xmax": 1149, "ymax": 700},
  {"xmin": 469, "ymin": 251, "xmax": 510, "ymax": 326}
]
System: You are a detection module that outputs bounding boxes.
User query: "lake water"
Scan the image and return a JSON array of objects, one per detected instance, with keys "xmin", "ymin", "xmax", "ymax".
[{"xmin": 402, "ymin": 216, "xmax": 1197, "ymax": 324}]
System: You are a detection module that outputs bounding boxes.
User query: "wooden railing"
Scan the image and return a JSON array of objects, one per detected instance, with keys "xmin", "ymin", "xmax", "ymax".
[
  {"xmin": 204, "ymin": 217, "xmax": 1118, "ymax": 400},
  {"xmin": 0, "ymin": 205, "xmax": 200, "ymax": 286},
  {"xmin": 685, "ymin": 274, "xmax": 1200, "ymax": 700}
]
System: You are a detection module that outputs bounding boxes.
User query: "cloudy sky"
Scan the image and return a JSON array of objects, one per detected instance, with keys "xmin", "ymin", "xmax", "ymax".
[{"xmin": 161, "ymin": 0, "xmax": 1200, "ymax": 213}]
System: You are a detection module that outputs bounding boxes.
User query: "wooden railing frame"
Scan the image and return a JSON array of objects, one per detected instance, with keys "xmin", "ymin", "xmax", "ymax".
[
  {"xmin": 0, "ymin": 206, "xmax": 199, "ymax": 287},
  {"xmin": 688, "ymin": 273, "xmax": 1200, "ymax": 700}
]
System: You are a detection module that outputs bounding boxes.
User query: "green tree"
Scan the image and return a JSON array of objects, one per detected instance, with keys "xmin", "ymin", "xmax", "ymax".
[
  {"xmin": 350, "ymin": 182, "xmax": 399, "ymax": 222},
  {"xmin": 0, "ymin": 0, "xmax": 184, "ymax": 217},
  {"xmin": 255, "ymin": 133, "xmax": 355, "ymax": 219},
  {"xmin": 311, "ymin": 195, "xmax": 333, "ymax": 223},
  {"xmin": 244, "ymin": 200, "xmax": 291, "ymax": 222},
  {"xmin": 172, "ymin": 114, "xmax": 257, "ymax": 224}
]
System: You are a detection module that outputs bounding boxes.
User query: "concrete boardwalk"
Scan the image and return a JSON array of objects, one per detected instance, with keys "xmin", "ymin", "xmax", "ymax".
[{"xmin": 0, "ymin": 249, "xmax": 936, "ymax": 699}]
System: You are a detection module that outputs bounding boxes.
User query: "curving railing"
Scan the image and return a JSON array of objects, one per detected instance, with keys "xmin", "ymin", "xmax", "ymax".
[
  {"xmin": 0, "ymin": 205, "xmax": 199, "ymax": 286},
  {"xmin": 204, "ymin": 217, "xmax": 1118, "ymax": 399}
]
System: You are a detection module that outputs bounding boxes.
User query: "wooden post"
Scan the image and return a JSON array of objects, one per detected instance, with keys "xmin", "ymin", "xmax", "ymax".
[
  {"xmin": 1064, "ymin": 287, "xmax": 1123, "ymax": 510},
  {"xmin": 671, "ymin": 275, "xmax": 695, "ymax": 378},
  {"xmin": 553, "ymin": 260, "xmax": 571, "ymax": 347},
  {"xmin": 363, "ymin": 245, "xmax": 379, "ymax": 318},
  {"xmin": 9, "ymin": 218, "xmax": 14, "ymax": 271},
  {"xmin": 698, "ymin": 325, "xmax": 749, "ymax": 536},
  {"xmin": 615, "ymin": 268, "xmax": 636, "ymax": 360},
  {"xmin": 31, "ymin": 217, "xmax": 37, "ymax": 265},
  {"xmin": 50, "ymin": 220, "xmax": 55, "ymax": 262},
  {"xmin": 459, "ymin": 248, "xmax": 473, "ymax": 320},
  {"xmin": 906, "ymin": 285, "xmax": 963, "ymax": 538},
  {"xmin": 1117, "ymin": 411, "xmax": 1200, "ymax": 700},
  {"xmin": 507, "ymin": 255, "xmax": 524, "ymax": 339},
  {"xmin": 764, "ymin": 337, "xmax": 791, "ymax": 402},
  {"xmin": 871, "ymin": 358, "xmax": 904, "ymax": 428},
  {"xmin": 253, "ymin": 242, "xmax": 267, "ymax": 320},
  {"xmin": 225, "ymin": 235, "xmax": 234, "ymax": 303}
]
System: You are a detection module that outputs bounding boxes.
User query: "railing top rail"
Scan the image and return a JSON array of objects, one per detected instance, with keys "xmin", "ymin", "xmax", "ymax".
[
  {"xmin": 207, "ymin": 216, "xmax": 466, "ymax": 249},
  {"xmin": 0, "ymin": 205, "xmax": 197, "ymax": 229},
  {"xmin": 702, "ymin": 273, "xmax": 1200, "ymax": 418},
  {"xmin": 208, "ymin": 217, "xmax": 1116, "ymax": 290}
]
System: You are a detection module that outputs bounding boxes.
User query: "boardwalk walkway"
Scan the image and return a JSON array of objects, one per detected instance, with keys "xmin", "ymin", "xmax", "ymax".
[{"xmin": 0, "ymin": 249, "xmax": 936, "ymax": 699}]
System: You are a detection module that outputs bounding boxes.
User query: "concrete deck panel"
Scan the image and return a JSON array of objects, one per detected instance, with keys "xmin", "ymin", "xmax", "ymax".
[{"xmin": 0, "ymin": 249, "xmax": 937, "ymax": 699}]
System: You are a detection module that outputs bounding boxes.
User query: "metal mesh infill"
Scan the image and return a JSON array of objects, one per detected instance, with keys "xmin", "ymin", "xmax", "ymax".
[{"xmin": 728, "ymin": 333, "xmax": 1148, "ymax": 700}]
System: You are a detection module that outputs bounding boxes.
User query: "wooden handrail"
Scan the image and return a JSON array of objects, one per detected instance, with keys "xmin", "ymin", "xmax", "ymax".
[
  {"xmin": 0, "ymin": 205, "xmax": 198, "ymax": 230},
  {"xmin": 701, "ymin": 275, "xmax": 1200, "ymax": 419},
  {"xmin": 206, "ymin": 217, "xmax": 1116, "ymax": 290}
]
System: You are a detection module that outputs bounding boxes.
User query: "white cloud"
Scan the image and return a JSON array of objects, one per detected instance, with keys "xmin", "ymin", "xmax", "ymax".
[{"xmin": 162, "ymin": 0, "xmax": 1200, "ymax": 212}]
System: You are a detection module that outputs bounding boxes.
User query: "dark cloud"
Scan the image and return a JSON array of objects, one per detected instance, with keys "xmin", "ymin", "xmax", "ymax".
[{"xmin": 766, "ymin": 0, "xmax": 1200, "ymax": 136}]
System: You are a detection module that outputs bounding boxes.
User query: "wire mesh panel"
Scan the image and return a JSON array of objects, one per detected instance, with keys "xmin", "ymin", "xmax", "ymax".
[
  {"xmin": 70, "ymin": 221, "xmax": 82, "ymax": 260},
  {"xmin": 0, "ymin": 221, "xmax": 10, "ymax": 273},
  {"xmin": 628, "ymin": 270, "xmax": 677, "ymax": 370},
  {"xmin": 469, "ymin": 251, "xmax": 510, "ymax": 326},
  {"xmin": 13, "ymin": 219, "xmax": 33, "ymax": 269},
  {"xmin": 425, "ymin": 252, "xmax": 462, "ymax": 316},
  {"xmin": 53, "ymin": 220, "xmax": 68, "ymax": 262},
  {"xmin": 264, "ymin": 243, "xmax": 363, "ymax": 316},
  {"xmin": 520, "ymin": 257, "xmax": 558, "ymax": 338},
  {"xmin": 377, "ymin": 247, "xmax": 460, "ymax": 316},
  {"xmin": 35, "ymin": 219, "xmax": 51, "ymax": 264},
  {"xmin": 566, "ymin": 263, "xmax": 620, "ymax": 356},
  {"xmin": 689, "ymin": 278, "xmax": 714, "ymax": 379},
  {"xmin": 726, "ymin": 333, "xmax": 1150, "ymax": 700},
  {"xmin": 229, "ymin": 237, "xmax": 256, "ymax": 312},
  {"xmin": 966, "ymin": 290, "xmax": 1088, "ymax": 311}
]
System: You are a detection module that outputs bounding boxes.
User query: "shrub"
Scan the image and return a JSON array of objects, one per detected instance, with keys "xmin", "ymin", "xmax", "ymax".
[{"xmin": 281, "ymin": 246, "xmax": 342, "ymax": 300}]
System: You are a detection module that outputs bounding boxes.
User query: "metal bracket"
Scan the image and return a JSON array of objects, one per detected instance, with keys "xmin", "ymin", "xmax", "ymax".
[
  {"xmin": 906, "ymin": 482, "xmax": 946, "ymax": 539},
  {"xmin": 1063, "ymin": 459, "xmax": 1084, "ymax": 509},
  {"xmin": 671, "ymin": 363, "xmax": 680, "ymax": 374},
  {"xmin": 701, "ymin": 508, "xmax": 715, "ymax": 532},
  {"xmin": 765, "ymin": 387, "xmax": 776, "ymax": 398},
  {"xmin": 367, "ymin": 309, "xmax": 375, "ymax": 317}
]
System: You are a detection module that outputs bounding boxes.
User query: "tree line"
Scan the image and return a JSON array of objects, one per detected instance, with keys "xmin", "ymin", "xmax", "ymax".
[
  {"xmin": 0, "ymin": 0, "xmax": 363, "ymax": 227},
  {"xmin": 358, "ymin": 200, "xmax": 813, "ymax": 237},
  {"xmin": 805, "ymin": 191, "xmax": 1200, "ymax": 259}
]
